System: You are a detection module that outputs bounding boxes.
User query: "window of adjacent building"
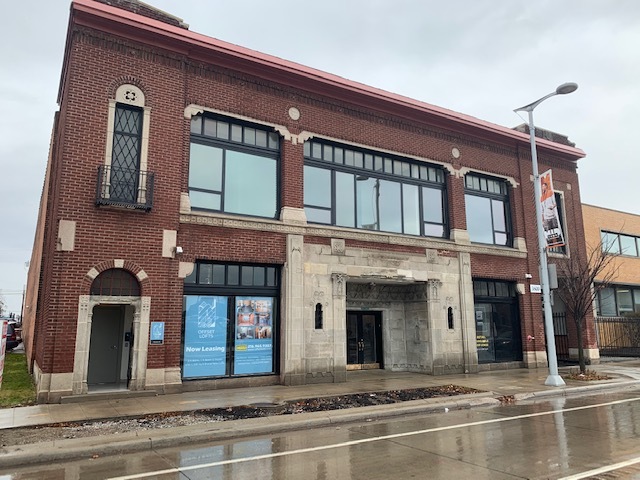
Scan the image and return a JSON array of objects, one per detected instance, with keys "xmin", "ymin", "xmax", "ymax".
[
  {"xmin": 464, "ymin": 174, "xmax": 511, "ymax": 246},
  {"xmin": 303, "ymin": 140, "xmax": 447, "ymax": 237},
  {"xmin": 601, "ymin": 230, "xmax": 640, "ymax": 257},
  {"xmin": 596, "ymin": 285, "xmax": 640, "ymax": 316},
  {"xmin": 189, "ymin": 115, "xmax": 280, "ymax": 218},
  {"xmin": 183, "ymin": 262, "xmax": 279, "ymax": 379}
]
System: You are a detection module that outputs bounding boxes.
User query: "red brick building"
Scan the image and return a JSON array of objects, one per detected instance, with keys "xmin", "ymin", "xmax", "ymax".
[{"xmin": 24, "ymin": 0, "xmax": 595, "ymax": 402}]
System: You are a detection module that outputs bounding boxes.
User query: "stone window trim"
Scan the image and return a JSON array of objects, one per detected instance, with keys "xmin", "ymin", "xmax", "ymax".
[{"xmin": 103, "ymin": 84, "xmax": 151, "ymax": 203}]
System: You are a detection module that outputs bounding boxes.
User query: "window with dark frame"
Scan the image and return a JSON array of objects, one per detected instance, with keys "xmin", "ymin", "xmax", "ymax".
[
  {"xmin": 189, "ymin": 114, "xmax": 280, "ymax": 219},
  {"xmin": 601, "ymin": 230, "xmax": 640, "ymax": 257},
  {"xmin": 596, "ymin": 284, "xmax": 640, "ymax": 316},
  {"xmin": 90, "ymin": 269, "xmax": 141, "ymax": 296},
  {"xmin": 110, "ymin": 104, "xmax": 143, "ymax": 203},
  {"xmin": 464, "ymin": 174, "xmax": 511, "ymax": 246},
  {"xmin": 303, "ymin": 140, "xmax": 447, "ymax": 238},
  {"xmin": 183, "ymin": 262, "xmax": 280, "ymax": 380}
]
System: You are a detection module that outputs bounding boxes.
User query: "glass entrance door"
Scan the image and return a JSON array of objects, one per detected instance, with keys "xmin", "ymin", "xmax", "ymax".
[
  {"xmin": 346, "ymin": 311, "xmax": 383, "ymax": 370},
  {"xmin": 475, "ymin": 302, "xmax": 522, "ymax": 363}
]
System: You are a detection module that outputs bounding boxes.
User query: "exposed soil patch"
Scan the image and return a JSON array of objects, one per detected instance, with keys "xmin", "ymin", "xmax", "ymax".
[
  {"xmin": 0, "ymin": 385, "xmax": 481, "ymax": 447},
  {"xmin": 563, "ymin": 369, "xmax": 611, "ymax": 381}
]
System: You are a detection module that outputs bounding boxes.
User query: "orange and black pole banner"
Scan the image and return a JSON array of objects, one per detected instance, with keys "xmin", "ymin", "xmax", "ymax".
[{"xmin": 540, "ymin": 169, "xmax": 565, "ymax": 249}]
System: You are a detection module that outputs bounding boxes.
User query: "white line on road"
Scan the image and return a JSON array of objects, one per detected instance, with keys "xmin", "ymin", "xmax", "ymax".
[
  {"xmin": 108, "ymin": 395, "xmax": 640, "ymax": 480},
  {"xmin": 559, "ymin": 456, "xmax": 640, "ymax": 479}
]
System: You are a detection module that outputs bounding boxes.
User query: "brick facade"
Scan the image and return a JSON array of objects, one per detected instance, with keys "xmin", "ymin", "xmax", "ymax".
[{"xmin": 23, "ymin": 0, "xmax": 592, "ymax": 402}]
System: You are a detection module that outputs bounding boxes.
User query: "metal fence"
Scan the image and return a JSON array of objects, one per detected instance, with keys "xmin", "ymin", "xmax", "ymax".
[
  {"xmin": 552, "ymin": 312, "xmax": 569, "ymax": 361},
  {"xmin": 595, "ymin": 316, "xmax": 640, "ymax": 357}
]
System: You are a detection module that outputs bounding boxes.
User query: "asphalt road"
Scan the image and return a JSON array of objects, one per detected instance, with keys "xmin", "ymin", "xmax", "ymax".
[{"xmin": 4, "ymin": 388, "xmax": 640, "ymax": 479}]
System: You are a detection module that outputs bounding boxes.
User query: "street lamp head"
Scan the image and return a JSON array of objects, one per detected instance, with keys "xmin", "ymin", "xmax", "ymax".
[
  {"xmin": 514, "ymin": 82, "xmax": 578, "ymax": 112},
  {"xmin": 556, "ymin": 82, "xmax": 578, "ymax": 95}
]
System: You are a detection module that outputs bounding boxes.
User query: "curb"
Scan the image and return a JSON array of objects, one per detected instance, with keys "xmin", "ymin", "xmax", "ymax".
[{"xmin": 0, "ymin": 380, "xmax": 637, "ymax": 468}]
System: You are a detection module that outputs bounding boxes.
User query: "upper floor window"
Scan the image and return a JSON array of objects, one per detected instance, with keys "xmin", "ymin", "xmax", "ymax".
[
  {"xmin": 303, "ymin": 140, "xmax": 447, "ymax": 237},
  {"xmin": 189, "ymin": 114, "xmax": 280, "ymax": 218},
  {"xmin": 602, "ymin": 231, "xmax": 640, "ymax": 257},
  {"xmin": 97, "ymin": 84, "xmax": 154, "ymax": 210},
  {"xmin": 464, "ymin": 174, "xmax": 511, "ymax": 246}
]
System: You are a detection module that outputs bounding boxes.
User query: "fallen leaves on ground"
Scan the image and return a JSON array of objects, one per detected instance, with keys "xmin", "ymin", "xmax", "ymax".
[{"xmin": 563, "ymin": 369, "xmax": 611, "ymax": 381}]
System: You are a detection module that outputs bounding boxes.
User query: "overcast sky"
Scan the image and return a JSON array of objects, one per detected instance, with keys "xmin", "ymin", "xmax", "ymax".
[{"xmin": 1, "ymin": 0, "xmax": 638, "ymax": 315}]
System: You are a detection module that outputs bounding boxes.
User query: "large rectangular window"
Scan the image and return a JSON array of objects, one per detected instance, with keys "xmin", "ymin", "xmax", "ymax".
[
  {"xmin": 465, "ymin": 174, "xmax": 511, "ymax": 246},
  {"xmin": 303, "ymin": 140, "xmax": 447, "ymax": 237},
  {"xmin": 183, "ymin": 262, "xmax": 279, "ymax": 379},
  {"xmin": 189, "ymin": 115, "xmax": 279, "ymax": 218},
  {"xmin": 601, "ymin": 230, "xmax": 640, "ymax": 257},
  {"xmin": 596, "ymin": 284, "xmax": 640, "ymax": 316}
]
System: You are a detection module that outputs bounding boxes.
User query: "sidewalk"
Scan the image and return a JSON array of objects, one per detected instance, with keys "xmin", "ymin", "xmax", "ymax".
[{"xmin": 1, "ymin": 360, "xmax": 639, "ymax": 468}]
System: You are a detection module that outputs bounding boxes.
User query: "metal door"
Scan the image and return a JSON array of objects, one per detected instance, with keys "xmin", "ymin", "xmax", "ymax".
[{"xmin": 88, "ymin": 306, "xmax": 124, "ymax": 385}]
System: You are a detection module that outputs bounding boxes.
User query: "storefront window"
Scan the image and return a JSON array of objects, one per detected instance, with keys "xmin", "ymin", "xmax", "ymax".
[
  {"xmin": 182, "ymin": 263, "xmax": 279, "ymax": 379},
  {"xmin": 473, "ymin": 280, "xmax": 521, "ymax": 363}
]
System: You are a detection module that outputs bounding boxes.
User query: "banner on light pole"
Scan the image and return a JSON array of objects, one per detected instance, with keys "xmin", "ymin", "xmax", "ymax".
[{"xmin": 540, "ymin": 169, "xmax": 565, "ymax": 248}]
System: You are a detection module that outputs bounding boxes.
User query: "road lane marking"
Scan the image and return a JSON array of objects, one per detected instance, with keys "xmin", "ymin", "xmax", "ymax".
[
  {"xmin": 108, "ymin": 395, "xmax": 640, "ymax": 480},
  {"xmin": 559, "ymin": 456, "xmax": 640, "ymax": 479}
]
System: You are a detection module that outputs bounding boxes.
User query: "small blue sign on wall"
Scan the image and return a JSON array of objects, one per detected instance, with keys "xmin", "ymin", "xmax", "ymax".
[{"xmin": 150, "ymin": 322, "xmax": 165, "ymax": 345}]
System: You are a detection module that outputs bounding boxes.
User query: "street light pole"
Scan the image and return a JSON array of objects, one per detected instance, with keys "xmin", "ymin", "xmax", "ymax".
[{"xmin": 515, "ymin": 82, "xmax": 577, "ymax": 387}]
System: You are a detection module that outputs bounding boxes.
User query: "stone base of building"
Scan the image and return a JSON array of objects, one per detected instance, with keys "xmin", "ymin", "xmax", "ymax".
[
  {"xmin": 523, "ymin": 350, "xmax": 549, "ymax": 369},
  {"xmin": 569, "ymin": 348, "xmax": 600, "ymax": 364}
]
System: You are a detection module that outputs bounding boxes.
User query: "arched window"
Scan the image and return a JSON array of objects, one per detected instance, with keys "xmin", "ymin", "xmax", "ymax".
[{"xmin": 91, "ymin": 269, "xmax": 140, "ymax": 296}]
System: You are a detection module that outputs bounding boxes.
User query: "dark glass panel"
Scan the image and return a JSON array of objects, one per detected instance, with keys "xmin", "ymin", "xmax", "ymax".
[
  {"xmin": 255, "ymin": 130, "xmax": 267, "ymax": 147},
  {"xmin": 402, "ymin": 184, "xmax": 420, "ymax": 235},
  {"xmin": 224, "ymin": 151, "xmax": 277, "ymax": 218},
  {"xmin": 212, "ymin": 265, "xmax": 225, "ymax": 285},
  {"xmin": 266, "ymin": 268, "xmax": 276, "ymax": 287},
  {"xmin": 244, "ymin": 127, "xmax": 256, "ymax": 145},
  {"xmin": 378, "ymin": 179, "xmax": 402, "ymax": 233},
  {"xmin": 199, "ymin": 264, "xmax": 213, "ymax": 285},
  {"xmin": 228, "ymin": 265, "xmax": 239, "ymax": 285},
  {"xmin": 241, "ymin": 266, "xmax": 253, "ymax": 286},
  {"xmin": 231, "ymin": 124, "xmax": 243, "ymax": 142},
  {"xmin": 465, "ymin": 194, "xmax": 494, "ymax": 244},
  {"xmin": 190, "ymin": 116, "xmax": 202, "ymax": 134},
  {"xmin": 216, "ymin": 121, "xmax": 229, "ymax": 140},
  {"xmin": 305, "ymin": 207, "xmax": 332, "ymax": 224},
  {"xmin": 304, "ymin": 165, "xmax": 331, "ymax": 208},
  {"xmin": 253, "ymin": 267, "xmax": 265, "ymax": 286},
  {"xmin": 336, "ymin": 172, "xmax": 355, "ymax": 227},
  {"xmin": 204, "ymin": 117, "xmax": 217, "ymax": 137}
]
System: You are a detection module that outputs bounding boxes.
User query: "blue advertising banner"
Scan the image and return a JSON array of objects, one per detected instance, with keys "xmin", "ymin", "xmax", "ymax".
[
  {"xmin": 234, "ymin": 297, "xmax": 274, "ymax": 375},
  {"xmin": 183, "ymin": 296, "xmax": 228, "ymax": 378}
]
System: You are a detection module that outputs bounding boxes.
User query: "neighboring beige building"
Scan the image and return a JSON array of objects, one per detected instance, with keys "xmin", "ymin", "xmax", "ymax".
[
  {"xmin": 583, "ymin": 204, "xmax": 640, "ymax": 356},
  {"xmin": 583, "ymin": 204, "xmax": 640, "ymax": 313}
]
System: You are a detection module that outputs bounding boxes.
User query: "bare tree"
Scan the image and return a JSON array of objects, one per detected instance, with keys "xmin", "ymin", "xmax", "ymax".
[
  {"xmin": 0, "ymin": 293, "xmax": 5, "ymax": 317},
  {"xmin": 554, "ymin": 239, "xmax": 619, "ymax": 373}
]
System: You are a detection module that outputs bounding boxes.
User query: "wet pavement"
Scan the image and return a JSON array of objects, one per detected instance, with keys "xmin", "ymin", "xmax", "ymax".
[{"xmin": 0, "ymin": 359, "xmax": 639, "ymax": 469}]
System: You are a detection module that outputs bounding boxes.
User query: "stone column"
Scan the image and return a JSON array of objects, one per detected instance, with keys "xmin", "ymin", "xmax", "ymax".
[
  {"xmin": 331, "ymin": 273, "xmax": 347, "ymax": 382},
  {"xmin": 458, "ymin": 252, "xmax": 478, "ymax": 373},
  {"xmin": 282, "ymin": 234, "xmax": 306, "ymax": 385}
]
